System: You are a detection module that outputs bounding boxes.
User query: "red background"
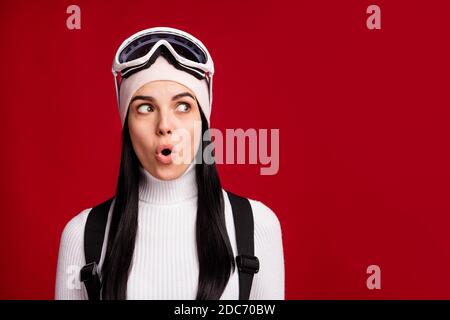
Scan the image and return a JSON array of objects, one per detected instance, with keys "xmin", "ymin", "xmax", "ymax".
[{"xmin": 1, "ymin": 0, "xmax": 449, "ymax": 299}]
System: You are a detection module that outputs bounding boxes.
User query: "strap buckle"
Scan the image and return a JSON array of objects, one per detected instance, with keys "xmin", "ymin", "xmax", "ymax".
[
  {"xmin": 80, "ymin": 262, "xmax": 99, "ymax": 282},
  {"xmin": 80, "ymin": 262, "xmax": 102, "ymax": 300},
  {"xmin": 236, "ymin": 254, "xmax": 260, "ymax": 274}
]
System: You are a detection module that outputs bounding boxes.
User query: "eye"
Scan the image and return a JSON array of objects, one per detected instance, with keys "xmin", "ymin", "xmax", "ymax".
[
  {"xmin": 176, "ymin": 102, "xmax": 191, "ymax": 112},
  {"xmin": 137, "ymin": 104, "xmax": 154, "ymax": 113}
]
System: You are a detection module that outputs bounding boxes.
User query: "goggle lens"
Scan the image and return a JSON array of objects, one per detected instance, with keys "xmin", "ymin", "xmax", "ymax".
[{"xmin": 119, "ymin": 33, "xmax": 207, "ymax": 64}]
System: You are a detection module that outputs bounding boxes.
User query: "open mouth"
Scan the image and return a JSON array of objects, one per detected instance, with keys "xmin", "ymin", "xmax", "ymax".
[
  {"xmin": 156, "ymin": 145, "xmax": 174, "ymax": 165},
  {"xmin": 161, "ymin": 148, "xmax": 172, "ymax": 156}
]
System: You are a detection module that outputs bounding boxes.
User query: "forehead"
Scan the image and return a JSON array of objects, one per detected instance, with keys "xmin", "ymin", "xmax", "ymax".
[{"xmin": 133, "ymin": 80, "xmax": 195, "ymax": 98}]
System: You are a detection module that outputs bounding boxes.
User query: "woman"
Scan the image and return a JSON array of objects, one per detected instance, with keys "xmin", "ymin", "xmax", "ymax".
[{"xmin": 55, "ymin": 27, "xmax": 284, "ymax": 300}]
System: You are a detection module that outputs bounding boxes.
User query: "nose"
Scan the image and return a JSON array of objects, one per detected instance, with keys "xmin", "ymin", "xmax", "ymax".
[{"xmin": 156, "ymin": 110, "xmax": 173, "ymax": 136}]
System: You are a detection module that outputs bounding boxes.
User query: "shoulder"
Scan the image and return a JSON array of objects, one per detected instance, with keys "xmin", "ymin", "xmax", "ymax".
[
  {"xmin": 247, "ymin": 199, "xmax": 284, "ymax": 241},
  {"xmin": 56, "ymin": 208, "xmax": 92, "ymax": 300},
  {"xmin": 248, "ymin": 198, "xmax": 280, "ymax": 227},
  {"xmin": 221, "ymin": 190, "xmax": 285, "ymax": 299},
  {"xmin": 59, "ymin": 208, "xmax": 92, "ymax": 249},
  {"xmin": 223, "ymin": 190, "xmax": 282, "ymax": 236}
]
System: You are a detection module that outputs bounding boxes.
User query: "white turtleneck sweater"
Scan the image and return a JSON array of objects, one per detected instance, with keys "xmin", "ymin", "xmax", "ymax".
[{"xmin": 55, "ymin": 162, "xmax": 285, "ymax": 300}]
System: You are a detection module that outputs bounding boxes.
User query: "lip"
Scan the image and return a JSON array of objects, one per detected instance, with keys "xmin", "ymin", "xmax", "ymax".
[
  {"xmin": 156, "ymin": 144, "xmax": 174, "ymax": 155},
  {"xmin": 155, "ymin": 144, "xmax": 174, "ymax": 165}
]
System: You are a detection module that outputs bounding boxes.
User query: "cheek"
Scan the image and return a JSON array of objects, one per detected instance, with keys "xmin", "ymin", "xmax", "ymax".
[
  {"xmin": 174, "ymin": 121, "xmax": 201, "ymax": 155},
  {"xmin": 129, "ymin": 123, "xmax": 156, "ymax": 155},
  {"xmin": 190, "ymin": 121, "xmax": 202, "ymax": 152}
]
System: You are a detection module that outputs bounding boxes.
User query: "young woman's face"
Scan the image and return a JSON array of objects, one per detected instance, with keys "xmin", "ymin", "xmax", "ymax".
[{"xmin": 127, "ymin": 80, "xmax": 202, "ymax": 180}]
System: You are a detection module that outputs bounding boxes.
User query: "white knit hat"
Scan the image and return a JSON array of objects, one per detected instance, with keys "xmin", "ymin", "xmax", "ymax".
[{"xmin": 118, "ymin": 55, "xmax": 210, "ymax": 126}]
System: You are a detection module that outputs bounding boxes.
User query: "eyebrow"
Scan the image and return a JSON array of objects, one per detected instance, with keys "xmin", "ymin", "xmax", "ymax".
[{"xmin": 129, "ymin": 92, "xmax": 196, "ymax": 105}]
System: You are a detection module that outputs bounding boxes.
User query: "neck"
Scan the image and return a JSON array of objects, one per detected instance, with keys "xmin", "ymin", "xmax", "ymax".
[{"xmin": 138, "ymin": 161, "xmax": 198, "ymax": 205}]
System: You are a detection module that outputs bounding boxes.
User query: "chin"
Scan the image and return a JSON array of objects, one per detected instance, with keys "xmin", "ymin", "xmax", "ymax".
[{"xmin": 153, "ymin": 164, "xmax": 183, "ymax": 181}]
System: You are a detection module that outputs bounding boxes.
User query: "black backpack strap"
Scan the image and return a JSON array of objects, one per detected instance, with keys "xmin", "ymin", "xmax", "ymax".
[
  {"xmin": 227, "ymin": 191, "xmax": 260, "ymax": 300},
  {"xmin": 80, "ymin": 196, "xmax": 114, "ymax": 300}
]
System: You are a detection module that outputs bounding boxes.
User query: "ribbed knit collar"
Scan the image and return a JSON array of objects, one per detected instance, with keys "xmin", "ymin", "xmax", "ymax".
[{"xmin": 138, "ymin": 161, "xmax": 198, "ymax": 205}]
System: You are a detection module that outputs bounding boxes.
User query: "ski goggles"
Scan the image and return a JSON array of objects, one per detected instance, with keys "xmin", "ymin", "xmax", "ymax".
[{"xmin": 112, "ymin": 27, "xmax": 214, "ymax": 106}]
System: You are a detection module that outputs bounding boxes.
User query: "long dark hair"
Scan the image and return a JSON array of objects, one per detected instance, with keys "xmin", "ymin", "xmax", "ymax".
[{"xmin": 100, "ymin": 105, "xmax": 236, "ymax": 299}]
